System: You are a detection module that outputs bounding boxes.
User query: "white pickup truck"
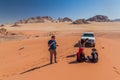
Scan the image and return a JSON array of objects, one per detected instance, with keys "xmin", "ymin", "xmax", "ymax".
[{"xmin": 81, "ymin": 32, "xmax": 95, "ymax": 47}]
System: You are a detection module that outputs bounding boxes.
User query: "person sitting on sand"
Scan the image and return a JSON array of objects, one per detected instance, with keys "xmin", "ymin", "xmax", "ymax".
[
  {"xmin": 48, "ymin": 35, "xmax": 58, "ymax": 64},
  {"xmin": 86, "ymin": 48, "xmax": 98, "ymax": 63},
  {"xmin": 77, "ymin": 47, "xmax": 85, "ymax": 62}
]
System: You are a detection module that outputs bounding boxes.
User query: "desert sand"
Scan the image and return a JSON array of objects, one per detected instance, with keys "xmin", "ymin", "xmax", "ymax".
[{"xmin": 0, "ymin": 22, "xmax": 120, "ymax": 80}]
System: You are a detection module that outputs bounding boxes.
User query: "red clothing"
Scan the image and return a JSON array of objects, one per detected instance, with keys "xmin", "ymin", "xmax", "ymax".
[{"xmin": 78, "ymin": 48, "xmax": 84, "ymax": 60}]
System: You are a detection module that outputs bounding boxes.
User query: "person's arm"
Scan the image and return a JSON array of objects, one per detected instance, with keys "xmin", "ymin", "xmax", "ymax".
[
  {"xmin": 96, "ymin": 52, "xmax": 98, "ymax": 57},
  {"xmin": 56, "ymin": 42, "xmax": 59, "ymax": 46},
  {"xmin": 91, "ymin": 52, "xmax": 94, "ymax": 58},
  {"xmin": 55, "ymin": 40, "xmax": 58, "ymax": 47}
]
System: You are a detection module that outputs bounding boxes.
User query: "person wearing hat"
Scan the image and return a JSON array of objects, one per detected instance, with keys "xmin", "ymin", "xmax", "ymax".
[
  {"xmin": 48, "ymin": 35, "xmax": 58, "ymax": 64},
  {"xmin": 86, "ymin": 48, "xmax": 98, "ymax": 63}
]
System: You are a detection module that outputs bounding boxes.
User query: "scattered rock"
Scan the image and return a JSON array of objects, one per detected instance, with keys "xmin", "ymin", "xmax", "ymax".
[
  {"xmin": 102, "ymin": 47, "xmax": 104, "ymax": 49},
  {"xmin": 9, "ymin": 33, "xmax": 17, "ymax": 35},
  {"xmin": 0, "ymin": 28, "xmax": 7, "ymax": 35},
  {"xmin": 0, "ymin": 24, "xmax": 4, "ymax": 27},
  {"xmin": 19, "ymin": 47, "xmax": 24, "ymax": 50},
  {"xmin": 48, "ymin": 32, "xmax": 54, "ymax": 36},
  {"xmin": 35, "ymin": 35, "xmax": 40, "ymax": 38}
]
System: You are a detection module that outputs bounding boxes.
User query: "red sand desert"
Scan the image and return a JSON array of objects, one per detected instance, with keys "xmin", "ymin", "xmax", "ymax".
[{"xmin": 0, "ymin": 22, "xmax": 120, "ymax": 80}]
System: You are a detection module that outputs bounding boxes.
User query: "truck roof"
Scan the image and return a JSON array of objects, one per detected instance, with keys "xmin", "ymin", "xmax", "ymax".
[{"xmin": 84, "ymin": 32, "xmax": 94, "ymax": 34}]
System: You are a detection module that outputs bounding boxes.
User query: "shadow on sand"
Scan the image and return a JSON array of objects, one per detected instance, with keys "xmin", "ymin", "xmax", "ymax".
[
  {"xmin": 69, "ymin": 59, "xmax": 85, "ymax": 64},
  {"xmin": 66, "ymin": 54, "xmax": 82, "ymax": 64},
  {"xmin": 66, "ymin": 54, "xmax": 76, "ymax": 58},
  {"xmin": 20, "ymin": 63, "xmax": 51, "ymax": 75},
  {"xmin": 67, "ymin": 53, "xmax": 85, "ymax": 64}
]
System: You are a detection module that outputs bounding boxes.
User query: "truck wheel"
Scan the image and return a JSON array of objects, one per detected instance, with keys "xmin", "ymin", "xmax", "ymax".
[{"xmin": 93, "ymin": 44, "xmax": 95, "ymax": 47}]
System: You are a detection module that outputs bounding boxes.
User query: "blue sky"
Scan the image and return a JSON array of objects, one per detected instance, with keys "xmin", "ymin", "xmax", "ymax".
[{"xmin": 0, "ymin": 0, "xmax": 120, "ymax": 23}]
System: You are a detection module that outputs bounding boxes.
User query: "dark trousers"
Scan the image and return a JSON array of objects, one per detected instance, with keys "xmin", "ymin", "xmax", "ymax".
[
  {"xmin": 87, "ymin": 56, "xmax": 98, "ymax": 63},
  {"xmin": 77, "ymin": 53, "xmax": 85, "ymax": 62},
  {"xmin": 49, "ymin": 49, "xmax": 57, "ymax": 64}
]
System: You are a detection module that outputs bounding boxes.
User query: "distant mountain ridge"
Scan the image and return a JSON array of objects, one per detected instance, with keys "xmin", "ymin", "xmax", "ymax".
[
  {"xmin": 112, "ymin": 19, "xmax": 120, "ymax": 22},
  {"xmin": 15, "ymin": 16, "xmax": 73, "ymax": 24},
  {"xmin": 14, "ymin": 15, "xmax": 111, "ymax": 25}
]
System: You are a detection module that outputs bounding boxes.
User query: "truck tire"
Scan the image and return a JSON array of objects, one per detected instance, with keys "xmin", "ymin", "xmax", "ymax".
[{"xmin": 93, "ymin": 44, "xmax": 95, "ymax": 47}]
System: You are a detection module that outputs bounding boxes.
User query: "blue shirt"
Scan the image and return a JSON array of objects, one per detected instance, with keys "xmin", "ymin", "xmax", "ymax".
[{"xmin": 48, "ymin": 40, "xmax": 57, "ymax": 50}]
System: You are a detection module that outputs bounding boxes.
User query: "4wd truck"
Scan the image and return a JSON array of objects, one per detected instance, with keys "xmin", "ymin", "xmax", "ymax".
[{"xmin": 81, "ymin": 32, "xmax": 95, "ymax": 47}]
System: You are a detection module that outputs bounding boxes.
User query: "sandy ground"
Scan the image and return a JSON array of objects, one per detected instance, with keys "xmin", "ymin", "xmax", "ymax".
[{"xmin": 0, "ymin": 22, "xmax": 120, "ymax": 80}]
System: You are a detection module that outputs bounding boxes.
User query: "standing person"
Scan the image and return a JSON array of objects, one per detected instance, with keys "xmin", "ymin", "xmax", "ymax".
[
  {"xmin": 81, "ymin": 38, "xmax": 89, "ymax": 47},
  {"xmin": 84, "ymin": 38, "xmax": 89, "ymax": 47},
  {"xmin": 81, "ymin": 39, "xmax": 84, "ymax": 47},
  {"xmin": 48, "ymin": 36, "xmax": 58, "ymax": 64}
]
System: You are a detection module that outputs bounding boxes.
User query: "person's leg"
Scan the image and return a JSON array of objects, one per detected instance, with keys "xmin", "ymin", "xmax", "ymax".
[
  {"xmin": 76, "ymin": 53, "xmax": 79, "ymax": 62},
  {"xmin": 82, "ymin": 53, "xmax": 85, "ymax": 61},
  {"xmin": 87, "ymin": 56, "xmax": 92, "ymax": 62},
  {"xmin": 87, "ymin": 56, "xmax": 95, "ymax": 63},
  {"xmin": 50, "ymin": 50, "xmax": 53, "ymax": 64},
  {"xmin": 54, "ymin": 50, "xmax": 57, "ymax": 63}
]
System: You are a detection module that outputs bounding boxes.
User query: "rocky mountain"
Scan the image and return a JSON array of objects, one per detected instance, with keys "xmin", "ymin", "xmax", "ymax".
[
  {"xmin": 16, "ymin": 16, "xmax": 53, "ymax": 24},
  {"xmin": 57, "ymin": 17, "xmax": 73, "ymax": 22},
  {"xmin": 15, "ymin": 16, "xmax": 73, "ymax": 24},
  {"xmin": 87, "ymin": 15, "xmax": 111, "ymax": 22},
  {"xmin": 62, "ymin": 17, "xmax": 73, "ymax": 22},
  {"xmin": 14, "ymin": 15, "xmax": 112, "ymax": 25},
  {"xmin": 73, "ymin": 19, "xmax": 89, "ymax": 24},
  {"xmin": 112, "ymin": 19, "xmax": 120, "ymax": 22}
]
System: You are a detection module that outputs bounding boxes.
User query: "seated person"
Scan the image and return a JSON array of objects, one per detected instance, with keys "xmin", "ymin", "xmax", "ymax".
[
  {"xmin": 77, "ymin": 47, "xmax": 85, "ymax": 62},
  {"xmin": 86, "ymin": 48, "xmax": 98, "ymax": 63}
]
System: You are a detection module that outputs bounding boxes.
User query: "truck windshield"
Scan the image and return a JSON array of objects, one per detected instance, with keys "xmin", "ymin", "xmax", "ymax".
[{"xmin": 83, "ymin": 34, "xmax": 94, "ymax": 37}]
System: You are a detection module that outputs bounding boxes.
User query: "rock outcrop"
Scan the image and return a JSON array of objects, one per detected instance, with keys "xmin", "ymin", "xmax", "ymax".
[
  {"xmin": 0, "ymin": 24, "xmax": 4, "ymax": 27},
  {"xmin": 11, "ymin": 23, "xmax": 20, "ymax": 27},
  {"xmin": 16, "ymin": 16, "xmax": 53, "ymax": 24},
  {"xmin": 0, "ymin": 28, "xmax": 8, "ymax": 35},
  {"xmin": 62, "ymin": 17, "xmax": 73, "ymax": 22},
  {"xmin": 73, "ymin": 19, "xmax": 89, "ymax": 24},
  {"xmin": 87, "ymin": 15, "xmax": 111, "ymax": 22},
  {"xmin": 112, "ymin": 19, "xmax": 120, "ymax": 22},
  {"xmin": 57, "ymin": 17, "xmax": 73, "ymax": 22}
]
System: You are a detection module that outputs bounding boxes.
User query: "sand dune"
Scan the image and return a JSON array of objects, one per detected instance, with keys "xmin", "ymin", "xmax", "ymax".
[{"xmin": 0, "ymin": 22, "xmax": 120, "ymax": 80}]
